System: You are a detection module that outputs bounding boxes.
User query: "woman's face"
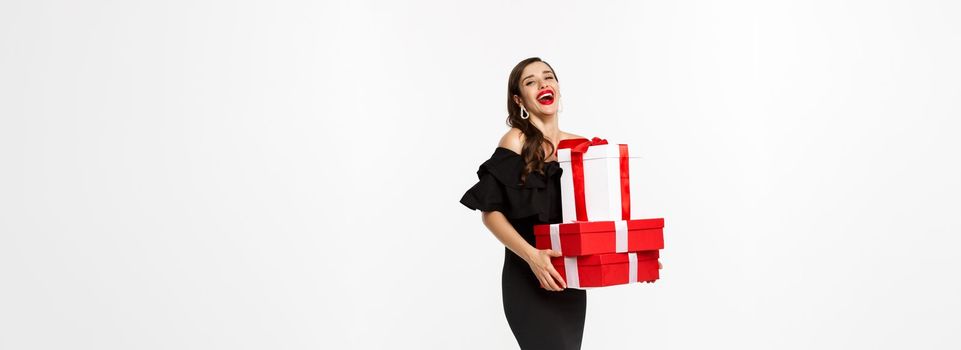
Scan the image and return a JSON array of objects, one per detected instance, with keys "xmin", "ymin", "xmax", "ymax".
[{"xmin": 515, "ymin": 61, "xmax": 559, "ymax": 117}]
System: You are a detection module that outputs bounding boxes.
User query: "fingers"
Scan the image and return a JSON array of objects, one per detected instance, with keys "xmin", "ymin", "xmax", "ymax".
[
  {"xmin": 536, "ymin": 271, "xmax": 559, "ymax": 291},
  {"xmin": 543, "ymin": 271, "xmax": 562, "ymax": 291},
  {"xmin": 547, "ymin": 265, "xmax": 567, "ymax": 289},
  {"xmin": 542, "ymin": 251, "xmax": 564, "ymax": 291},
  {"xmin": 535, "ymin": 273, "xmax": 550, "ymax": 291},
  {"xmin": 530, "ymin": 250, "xmax": 565, "ymax": 291}
]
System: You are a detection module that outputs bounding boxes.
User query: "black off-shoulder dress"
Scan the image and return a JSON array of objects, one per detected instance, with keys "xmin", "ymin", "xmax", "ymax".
[{"xmin": 460, "ymin": 147, "xmax": 587, "ymax": 350}]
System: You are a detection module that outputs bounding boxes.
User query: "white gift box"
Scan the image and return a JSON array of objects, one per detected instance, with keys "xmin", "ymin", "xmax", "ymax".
[{"xmin": 557, "ymin": 140, "xmax": 641, "ymax": 223}]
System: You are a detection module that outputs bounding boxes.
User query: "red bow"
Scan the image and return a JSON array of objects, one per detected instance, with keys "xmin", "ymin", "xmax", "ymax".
[{"xmin": 557, "ymin": 137, "xmax": 608, "ymax": 155}]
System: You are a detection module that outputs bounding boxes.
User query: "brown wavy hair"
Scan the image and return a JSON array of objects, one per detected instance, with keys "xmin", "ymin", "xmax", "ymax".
[{"xmin": 506, "ymin": 57, "xmax": 559, "ymax": 185}]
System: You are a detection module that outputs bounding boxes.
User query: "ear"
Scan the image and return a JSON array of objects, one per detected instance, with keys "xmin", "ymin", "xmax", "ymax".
[{"xmin": 512, "ymin": 94, "xmax": 522, "ymax": 106}]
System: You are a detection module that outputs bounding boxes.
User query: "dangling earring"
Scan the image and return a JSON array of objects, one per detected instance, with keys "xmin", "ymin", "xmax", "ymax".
[{"xmin": 520, "ymin": 105, "xmax": 529, "ymax": 119}]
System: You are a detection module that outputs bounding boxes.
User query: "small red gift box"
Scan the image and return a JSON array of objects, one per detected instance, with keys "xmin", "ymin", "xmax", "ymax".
[
  {"xmin": 533, "ymin": 218, "xmax": 664, "ymax": 256},
  {"xmin": 552, "ymin": 250, "xmax": 660, "ymax": 288}
]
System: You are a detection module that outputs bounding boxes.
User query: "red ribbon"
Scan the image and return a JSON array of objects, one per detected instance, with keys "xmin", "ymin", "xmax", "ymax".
[
  {"xmin": 557, "ymin": 137, "xmax": 631, "ymax": 221},
  {"xmin": 618, "ymin": 144, "xmax": 631, "ymax": 220}
]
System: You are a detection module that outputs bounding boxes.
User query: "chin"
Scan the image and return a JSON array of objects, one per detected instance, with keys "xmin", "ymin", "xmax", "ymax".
[{"xmin": 538, "ymin": 107, "xmax": 558, "ymax": 115}]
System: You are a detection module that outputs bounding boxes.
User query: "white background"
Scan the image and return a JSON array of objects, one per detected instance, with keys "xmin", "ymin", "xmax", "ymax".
[{"xmin": 2, "ymin": 1, "xmax": 960, "ymax": 349}]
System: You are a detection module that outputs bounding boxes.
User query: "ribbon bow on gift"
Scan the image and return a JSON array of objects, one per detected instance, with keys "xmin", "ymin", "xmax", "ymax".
[
  {"xmin": 556, "ymin": 137, "xmax": 608, "ymax": 156},
  {"xmin": 556, "ymin": 136, "xmax": 631, "ymax": 222}
]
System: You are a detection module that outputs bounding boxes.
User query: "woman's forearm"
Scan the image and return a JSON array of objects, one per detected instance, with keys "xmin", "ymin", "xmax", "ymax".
[{"xmin": 481, "ymin": 211, "xmax": 536, "ymax": 262}]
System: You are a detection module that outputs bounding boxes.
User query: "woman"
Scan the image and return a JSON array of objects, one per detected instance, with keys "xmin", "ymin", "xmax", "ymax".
[{"xmin": 460, "ymin": 57, "xmax": 588, "ymax": 349}]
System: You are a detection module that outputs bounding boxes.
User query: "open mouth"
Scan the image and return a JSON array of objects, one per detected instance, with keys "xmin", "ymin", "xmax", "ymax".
[{"xmin": 536, "ymin": 89, "xmax": 555, "ymax": 105}]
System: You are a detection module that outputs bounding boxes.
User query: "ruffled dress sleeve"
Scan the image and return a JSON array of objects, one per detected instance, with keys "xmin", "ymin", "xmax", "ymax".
[{"xmin": 459, "ymin": 147, "xmax": 561, "ymax": 222}]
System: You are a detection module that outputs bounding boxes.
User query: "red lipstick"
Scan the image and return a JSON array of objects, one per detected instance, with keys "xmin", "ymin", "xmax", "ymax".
[{"xmin": 536, "ymin": 89, "xmax": 555, "ymax": 105}]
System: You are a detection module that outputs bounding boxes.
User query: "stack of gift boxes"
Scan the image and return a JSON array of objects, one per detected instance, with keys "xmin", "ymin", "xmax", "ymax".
[{"xmin": 533, "ymin": 137, "xmax": 665, "ymax": 289}]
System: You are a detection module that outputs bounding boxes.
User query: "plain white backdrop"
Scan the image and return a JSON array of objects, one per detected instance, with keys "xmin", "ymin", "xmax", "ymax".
[{"xmin": 2, "ymin": 0, "xmax": 960, "ymax": 349}]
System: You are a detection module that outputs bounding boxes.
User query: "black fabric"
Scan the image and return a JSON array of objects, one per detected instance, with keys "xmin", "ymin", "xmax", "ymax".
[
  {"xmin": 459, "ymin": 147, "xmax": 563, "ymax": 224},
  {"xmin": 460, "ymin": 147, "xmax": 587, "ymax": 350}
]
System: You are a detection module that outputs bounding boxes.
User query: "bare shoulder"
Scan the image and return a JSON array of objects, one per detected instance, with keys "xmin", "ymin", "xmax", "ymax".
[
  {"xmin": 497, "ymin": 128, "xmax": 525, "ymax": 154},
  {"xmin": 561, "ymin": 131, "xmax": 587, "ymax": 141}
]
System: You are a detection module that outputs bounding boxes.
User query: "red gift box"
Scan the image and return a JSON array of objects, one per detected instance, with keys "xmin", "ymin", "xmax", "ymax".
[
  {"xmin": 533, "ymin": 218, "xmax": 664, "ymax": 256},
  {"xmin": 552, "ymin": 250, "xmax": 660, "ymax": 288}
]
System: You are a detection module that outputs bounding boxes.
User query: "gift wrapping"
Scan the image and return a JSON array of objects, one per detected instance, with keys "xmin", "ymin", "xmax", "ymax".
[
  {"xmin": 552, "ymin": 251, "xmax": 660, "ymax": 289},
  {"xmin": 556, "ymin": 137, "xmax": 640, "ymax": 223},
  {"xmin": 533, "ymin": 218, "xmax": 664, "ymax": 256}
]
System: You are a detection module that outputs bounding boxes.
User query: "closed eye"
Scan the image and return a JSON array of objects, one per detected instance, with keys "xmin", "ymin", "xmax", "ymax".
[{"xmin": 525, "ymin": 76, "xmax": 554, "ymax": 85}]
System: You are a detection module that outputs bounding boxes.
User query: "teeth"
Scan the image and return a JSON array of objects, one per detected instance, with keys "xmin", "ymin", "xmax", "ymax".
[{"xmin": 539, "ymin": 92, "xmax": 553, "ymax": 100}]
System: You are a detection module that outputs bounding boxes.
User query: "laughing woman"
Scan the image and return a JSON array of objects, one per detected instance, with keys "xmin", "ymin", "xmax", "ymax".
[{"xmin": 460, "ymin": 57, "xmax": 588, "ymax": 349}]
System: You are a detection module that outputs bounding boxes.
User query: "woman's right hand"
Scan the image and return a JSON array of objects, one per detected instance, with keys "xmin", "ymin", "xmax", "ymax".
[{"xmin": 524, "ymin": 248, "xmax": 567, "ymax": 291}]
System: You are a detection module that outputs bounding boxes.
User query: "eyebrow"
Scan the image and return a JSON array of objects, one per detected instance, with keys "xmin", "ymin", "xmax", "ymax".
[{"xmin": 522, "ymin": 71, "xmax": 555, "ymax": 82}]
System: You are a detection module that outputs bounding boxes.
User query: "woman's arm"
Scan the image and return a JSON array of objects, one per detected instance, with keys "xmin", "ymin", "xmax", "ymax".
[
  {"xmin": 485, "ymin": 129, "xmax": 567, "ymax": 290},
  {"xmin": 481, "ymin": 211, "xmax": 567, "ymax": 291}
]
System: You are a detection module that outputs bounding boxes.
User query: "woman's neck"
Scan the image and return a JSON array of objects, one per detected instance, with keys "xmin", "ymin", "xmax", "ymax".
[{"xmin": 530, "ymin": 113, "xmax": 561, "ymax": 142}]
